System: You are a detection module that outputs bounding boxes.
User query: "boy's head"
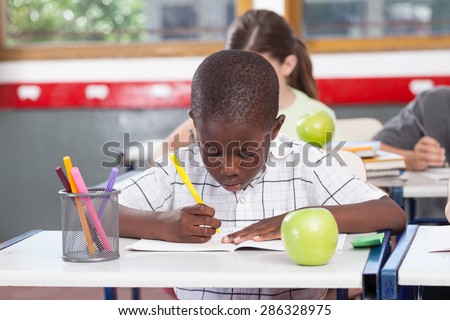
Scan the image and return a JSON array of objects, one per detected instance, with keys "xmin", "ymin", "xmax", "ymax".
[
  {"xmin": 190, "ymin": 49, "xmax": 279, "ymax": 131},
  {"xmin": 189, "ymin": 50, "xmax": 285, "ymax": 192}
]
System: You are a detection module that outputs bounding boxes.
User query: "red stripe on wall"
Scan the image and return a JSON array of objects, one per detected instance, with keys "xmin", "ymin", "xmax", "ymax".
[
  {"xmin": 318, "ymin": 76, "xmax": 450, "ymax": 105},
  {"xmin": 1, "ymin": 77, "xmax": 450, "ymax": 109},
  {"xmin": 0, "ymin": 81, "xmax": 192, "ymax": 110}
]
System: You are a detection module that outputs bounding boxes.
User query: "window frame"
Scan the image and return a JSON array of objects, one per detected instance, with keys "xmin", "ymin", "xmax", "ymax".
[
  {"xmin": 0, "ymin": 0, "xmax": 5, "ymax": 51},
  {"xmin": 0, "ymin": 0, "xmax": 252, "ymax": 61},
  {"xmin": 285, "ymin": 0, "xmax": 450, "ymax": 53},
  {"xmin": 1, "ymin": 0, "xmax": 449, "ymax": 61}
]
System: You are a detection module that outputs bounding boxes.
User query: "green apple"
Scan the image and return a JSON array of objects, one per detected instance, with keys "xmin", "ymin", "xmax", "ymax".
[
  {"xmin": 281, "ymin": 208, "xmax": 338, "ymax": 266},
  {"xmin": 296, "ymin": 110, "xmax": 335, "ymax": 147}
]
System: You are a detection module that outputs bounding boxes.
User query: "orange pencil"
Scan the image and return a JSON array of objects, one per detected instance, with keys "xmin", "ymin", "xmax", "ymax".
[{"xmin": 63, "ymin": 156, "xmax": 96, "ymax": 254}]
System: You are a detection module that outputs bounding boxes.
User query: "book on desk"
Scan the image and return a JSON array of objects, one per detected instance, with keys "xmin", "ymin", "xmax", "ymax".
[
  {"xmin": 341, "ymin": 141, "xmax": 379, "ymax": 158},
  {"xmin": 362, "ymin": 150, "xmax": 405, "ymax": 170},
  {"xmin": 342, "ymin": 145, "xmax": 377, "ymax": 158},
  {"xmin": 341, "ymin": 143, "xmax": 406, "ymax": 178}
]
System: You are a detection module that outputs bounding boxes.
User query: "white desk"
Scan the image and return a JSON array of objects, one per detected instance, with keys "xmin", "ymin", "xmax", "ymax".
[
  {"xmin": 369, "ymin": 171, "xmax": 449, "ymax": 223},
  {"xmin": 398, "ymin": 226, "xmax": 450, "ymax": 287},
  {"xmin": 369, "ymin": 171, "xmax": 448, "ymax": 199},
  {"xmin": 0, "ymin": 231, "xmax": 377, "ymax": 290},
  {"xmin": 381, "ymin": 225, "xmax": 450, "ymax": 299}
]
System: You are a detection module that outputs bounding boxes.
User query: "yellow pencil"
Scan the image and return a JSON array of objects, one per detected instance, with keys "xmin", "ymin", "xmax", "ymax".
[
  {"xmin": 63, "ymin": 156, "xmax": 96, "ymax": 254},
  {"xmin": 169, "ymin": 153, "xmax": 220, "ymax": 234}
]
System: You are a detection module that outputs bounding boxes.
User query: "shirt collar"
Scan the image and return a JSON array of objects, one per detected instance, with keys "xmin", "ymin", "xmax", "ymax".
[{"xmin": 269, "ymin": 134, "xmax": 296, "ymax": 160}]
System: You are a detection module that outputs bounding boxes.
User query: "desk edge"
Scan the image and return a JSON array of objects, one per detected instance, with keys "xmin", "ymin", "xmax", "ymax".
[
  {"xmin": 380, "ymin": 224, "xmax": 419, "ymax": 299},
  {"xmin": 0, "ymin": 229, "xmax": 42, "ymax": 251}
]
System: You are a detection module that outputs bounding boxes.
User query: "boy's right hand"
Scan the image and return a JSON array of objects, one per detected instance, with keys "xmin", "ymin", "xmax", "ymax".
[{"xmin": 163, "ymin": 204, "xmax": 220, "ymax": 243}]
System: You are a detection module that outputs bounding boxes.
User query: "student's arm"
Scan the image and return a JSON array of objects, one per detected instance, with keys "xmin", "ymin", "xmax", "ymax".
[
  {"xmin": 380, "ymin": 136, "xmax": 446, "ymax": 171},
  {"xmin": 153, "ymin": 118, "xmax": 195, "ymax": 160},
  {"xmin": 222, "ymin": 196, "xmax": 406, "ymax": 244},
  {"xmin": 119, "ymin": 203, "xmax": 221, "ymax": 243}
]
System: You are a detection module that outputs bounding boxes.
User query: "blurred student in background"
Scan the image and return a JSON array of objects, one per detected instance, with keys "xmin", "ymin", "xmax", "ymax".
[
  {"xmin": 374, "ymin": 86, "xmax": 450, "ymax": 220},
  {"xmin": 155, "ymin": 9, "xmax": 338, "ymax": 158}
]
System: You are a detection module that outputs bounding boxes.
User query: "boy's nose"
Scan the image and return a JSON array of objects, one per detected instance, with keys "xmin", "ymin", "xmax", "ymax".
[{"xmin": 220, "ymin": 156, "xmax": 240, "ymax": 176}]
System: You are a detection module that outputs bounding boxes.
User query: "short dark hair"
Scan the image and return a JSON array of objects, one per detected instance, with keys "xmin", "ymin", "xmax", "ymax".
[{"xmin": 190, "ymin": 50, "xmax": 279, "ymax": 131}]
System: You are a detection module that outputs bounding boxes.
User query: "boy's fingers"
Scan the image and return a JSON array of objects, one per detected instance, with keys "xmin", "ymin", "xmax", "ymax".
[
  {"xmin": 183, "ymin": 224, "xmax": 217, "ymax": 238},
  {"xmin": 188, "ymin": 215, "xmax": 221, "ymax": 230},
  {"xmin": 222, "ymin": 215, "xmax": 284, "ymax": 243},
  {"xmin": 189, "ymin": 203, "xmax": 216, "ymax": 216},
  {"xmin": 223, "ymin": 228, "xmax": 260, "ymax": 244},
  {"xmin": 252, "ymin": 230, "xmax": 281, "ymax": 241}
]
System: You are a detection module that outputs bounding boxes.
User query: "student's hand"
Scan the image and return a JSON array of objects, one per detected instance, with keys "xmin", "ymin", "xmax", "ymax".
[
  {"xmin": 410, "ymin": 136, "xmax": 446, "ymax": 171},
  {"xmin": 222, "ymin": 215, "xmax": 285, "ymax": 244},
  {"xmin": 164, "ymin": 204, "xmax": 221, "ymax": 243}
]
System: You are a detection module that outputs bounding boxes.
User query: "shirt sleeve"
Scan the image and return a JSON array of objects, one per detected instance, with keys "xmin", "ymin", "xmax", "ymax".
[
  {"xmin": 373, "ymin": 97, "xmax": 423, "ymax": 150},
  {"xmin": 305, "ymin": 147, "xmax": 386, "ymax": 206},
  {"xmin": 117, "ymin": 163, "xmax": 174, "ymax": 211}
]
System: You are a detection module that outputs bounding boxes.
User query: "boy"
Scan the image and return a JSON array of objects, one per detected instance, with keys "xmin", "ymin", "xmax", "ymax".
[{"xmin": 118, "ymin": 50, "xmax": 406, "ymax": 299}]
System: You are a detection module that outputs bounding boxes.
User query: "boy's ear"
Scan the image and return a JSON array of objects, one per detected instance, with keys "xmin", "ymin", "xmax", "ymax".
[
  {"xmin": 188, "ymin": 109, "xmax": 198, "ymax": 128},
  {"xmin": 270, "ymin": 115, "xmax": 285, "ymax": 139}
]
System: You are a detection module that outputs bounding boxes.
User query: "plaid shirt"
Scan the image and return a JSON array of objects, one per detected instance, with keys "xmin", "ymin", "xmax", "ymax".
[{"xmin": 118, "ymin": 135, "xmax": 385, "ymax": 300}]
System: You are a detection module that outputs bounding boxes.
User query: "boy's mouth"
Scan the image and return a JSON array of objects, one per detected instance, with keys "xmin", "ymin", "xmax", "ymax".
[{"xmin": 221, "ymin": 182, "xmax": 243, "ymax": 192}]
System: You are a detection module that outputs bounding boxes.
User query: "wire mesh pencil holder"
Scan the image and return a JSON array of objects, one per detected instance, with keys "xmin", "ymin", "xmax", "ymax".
[{"xmin": 59, "ymin": 188, "xmax": 120, "ymax": 262}]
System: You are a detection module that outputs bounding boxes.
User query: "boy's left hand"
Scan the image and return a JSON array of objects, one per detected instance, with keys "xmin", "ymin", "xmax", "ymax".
[{"xmin": 221, "ymin": 214, "xmax": 285, "ymax": 244}]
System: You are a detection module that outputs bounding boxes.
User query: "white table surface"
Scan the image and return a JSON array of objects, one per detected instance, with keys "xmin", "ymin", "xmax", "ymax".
[
  {"xmin": 398, "ymin": 226, "xmax": 450, "ymax": 286},
  {"xmin": 0, "ymin": 231, "xmax": 371, "ymax": 289},
  {"xmin": 369, "ymin": 170, "xmax": 448, "ymax": 198}
]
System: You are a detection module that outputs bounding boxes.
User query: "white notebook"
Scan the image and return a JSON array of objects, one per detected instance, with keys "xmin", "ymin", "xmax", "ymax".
[
  {"xmin": 426, "ymin": 225, "xmax": 450, "ymax": 252},
  {"xmin": 126, "ymin": 227, "xmax": 346, "ymax": 253}
]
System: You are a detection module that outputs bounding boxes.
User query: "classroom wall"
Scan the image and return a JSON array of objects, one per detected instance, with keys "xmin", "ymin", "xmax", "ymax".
[
  {"xmin": 0, "ymin": 109, "xmax": 189, "ymax": 242},
  {"xmin": 2, "ymin": 50, "xmax": 450, "ymax": 111},
  {"xmin": 0, "ymin": 105, "xmax": 401, "ymax": 243}
]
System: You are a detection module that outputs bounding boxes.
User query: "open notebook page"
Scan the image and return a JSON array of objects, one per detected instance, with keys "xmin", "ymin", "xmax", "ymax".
[
  {"xmin": 126, "ymin": 227, "xmax": 347, "ymax": 252},
  {"xmin": 426, "ymin": 225, "xmax": 450, "ymax": 252}
]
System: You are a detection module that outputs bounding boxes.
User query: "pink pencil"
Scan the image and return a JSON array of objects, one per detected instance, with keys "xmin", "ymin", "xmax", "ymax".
[{"xmin": 71, "ymin": 167, "xmax": 112, "ymax": 251}]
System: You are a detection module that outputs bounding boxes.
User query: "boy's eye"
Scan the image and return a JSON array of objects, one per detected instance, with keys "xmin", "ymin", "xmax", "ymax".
[
  {"xmin": 239, "ymin": 142, "xmax": 260, "ymax": 159},
  {"xmin": 204, "ymin": 145, "xmax": 220, "ymax": 156},
  {"xmin": 240, "ymin": 150, "xmax": 256, "ymax": 158}
]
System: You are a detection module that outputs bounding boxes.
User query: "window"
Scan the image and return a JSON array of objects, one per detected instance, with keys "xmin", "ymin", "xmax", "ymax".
[
  {"xmin": 302, "ymin": 0, "xmax": 450, "ymax": 39},
  {"xmin": 2, "ymin": 0, "xmax": 449, "ymax": 60},
  {"xmin": 162, "ymin": 4, "xmax": 198, "ymax": 40},
  {"xmin": 287, "ymin": 0, "xmax": 450, "ymax": 52},
  {"xmin": 161, "ymin": 2, "xmax": 235, "ymax": 40},
  {"xmin": 0, "ymin": 0, "xmax": 240, "ymax": 60}
]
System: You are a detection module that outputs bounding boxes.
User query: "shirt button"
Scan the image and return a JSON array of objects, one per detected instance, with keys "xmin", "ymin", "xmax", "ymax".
[{"xmin": 240, "ymin": 197, "xmax": 246, "ymax": 204}]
